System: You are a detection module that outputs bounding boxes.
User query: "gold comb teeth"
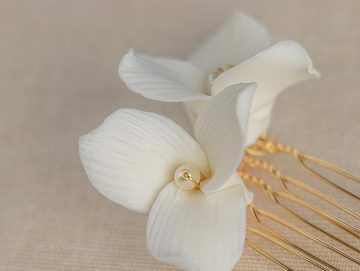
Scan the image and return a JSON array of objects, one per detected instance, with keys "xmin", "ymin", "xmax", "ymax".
[{"xmin": 239, "ymin": 134, "xmax": 360, "ymax": 271}]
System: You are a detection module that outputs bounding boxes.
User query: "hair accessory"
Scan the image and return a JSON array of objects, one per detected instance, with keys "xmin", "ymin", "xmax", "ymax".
[
  {"xmin": 240, "ymin": 134, "xmax": 359, "ymax": 270},
  {"xmin": 80, "ymin": 10, "xmax": 359, "ymax": 271}
]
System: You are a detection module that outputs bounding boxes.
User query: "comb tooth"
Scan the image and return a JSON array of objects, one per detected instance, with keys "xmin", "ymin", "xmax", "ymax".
[
  {"xmin": 249, "ymin": 205, "xmax": 360, "ymax": 265},
  {"xmin": 299, "ymin": 154, "xmax": 360, "ymax": 184},
  {"xmin": 274, "ymin": 191, "xmax": 360, "ymax": 238},
  {"xmin": 248, "ymin": 205, "xmax": 342, "ymax": 271},
  {"xmin": 246, "ymin": 227, "xmax": 340, "ymax": 271},
  {"xmin": 245, "ymin": 239, "xmax": 294, "ymax": 271},
  {"xmin": 282, "ymin": 176, "xmax": 360, "ymax": 220},
  {"xmin": 274, "ymin": 193, "xmax": 360, "ymax": 254},
  {"xmin": 241, "ymin": 170, "xmax": 360, "ymax": 254},
  {"xmin": 242, "ymin": 155, "xmax": 360, "ymax": 237},
  {"xmin": 241, "ymin": 134, "xmax": 360, "ymax": 270},
  {"xmin": 245, "ymin": 155, "xmax": 360, "ymax": 220},
  {"xmin": 297, "ymin": 154, "xmax": 360, "ymax": 200},
  {"xmin": 255, "ymin": 134, "xmax": 360, "ymax": 200}
]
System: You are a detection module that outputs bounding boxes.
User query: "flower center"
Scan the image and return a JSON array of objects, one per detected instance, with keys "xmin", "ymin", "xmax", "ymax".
[
  {"xmin": 210, "ymin": 64, "xmax": 235, "ymax": 80},
  {"xmin": 174, "ymin": 163, "xmax": 202, "ymax": 190},
  {"xmin": 207, "ymin": 64, "xmax": 235, "ymax": 94}
]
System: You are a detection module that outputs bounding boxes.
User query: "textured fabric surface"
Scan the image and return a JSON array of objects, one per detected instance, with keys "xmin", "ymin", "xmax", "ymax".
[{"xmin": 0, "ymin": 0, "xmax": 359, "ymax": 270}]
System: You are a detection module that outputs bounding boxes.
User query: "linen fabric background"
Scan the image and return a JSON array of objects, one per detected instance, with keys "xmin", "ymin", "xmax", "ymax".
[{"xmin": 0, "ymin": 0, "xmax": 359, "ymax": 270}]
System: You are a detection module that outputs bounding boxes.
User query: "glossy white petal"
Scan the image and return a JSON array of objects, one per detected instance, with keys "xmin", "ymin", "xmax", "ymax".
[
  {"xmin": 195, "ymin": 83, "xmax": 256, "ymax": 193},
  {"xmin": 212, "ymin": 40, "xmax": 320, "ymax": 111},
  {"xmin": 211, "ymin": 40, "xmax": 320, "ymax": 144},
  {"xmin": 188, "ymin": 11, "xmax": 270, "ymax": 72},
  {"xmin": 119, "ymin": 49, "xmax": 210, "ymax": 101},
  {"xmin": 182, "ymin": 100, "xmax": 208, "ymax": 126},
  {"xmin": 246, "ymin": 103, "xmax": 273, "ymax": 145},
  {"xmin": 217, "ymin": 174, "xmax": 254, "ymax": 205},
  {"xmin": 79, "ymin": 109, "xmax": 209, "ymax": 213},
  {"xmin": 147, "ymin": 182, "xmax": 248, "ymax": 271}
]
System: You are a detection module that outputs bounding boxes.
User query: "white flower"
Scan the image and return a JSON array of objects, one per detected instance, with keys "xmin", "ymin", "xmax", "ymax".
[
  {"xmin": 119, "ymin": 11, "xmax": 320, "ymax": 145},
  {"xmin": 79, "ymin": 83, "xmax": 256, "ymax": 271}
]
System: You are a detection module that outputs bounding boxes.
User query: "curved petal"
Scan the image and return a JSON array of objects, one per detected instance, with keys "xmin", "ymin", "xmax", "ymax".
[
  {"xmin": 212, "ymin": 40, "xmax": 321, "ymax": 112},
  {"xmin": 217, "ymin": 174, "xmax": 254, "ymax": 205},
  {"xmin": 182, "ymin": 100, "xmax": 208, "ymax": 127},
  {"xmin": 79, "ymin": 109, "xmax": 209, "ymax": 213},
  {"xmin": 245, "ymin": 102, "xmax": 274, "ymax": 145},
  {"xmin": 147, "ymin": 182, "xmax": 248, "ymax": 271},
  {"xmin": 211, "ymin": 40, "xmax": 320, "ymax": 144},
  {"xmin": 119, "ymin": 49, "xmax": 210, "ymax": 102},
  {"xmin": 188, "ymin": 11, "xmax": 270, "ymax": 72},
  {"xmin": 195, "ymin": 83, "xmax": 256, "ymax": 194}
]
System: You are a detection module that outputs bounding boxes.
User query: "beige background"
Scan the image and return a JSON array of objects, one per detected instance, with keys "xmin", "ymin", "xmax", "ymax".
[{"xmin": 0, "ymin": 0, "xmax": 359, "ymax": 270}]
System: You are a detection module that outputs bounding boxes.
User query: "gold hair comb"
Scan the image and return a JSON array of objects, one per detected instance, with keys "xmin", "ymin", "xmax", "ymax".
[{"xmin": 239, "ymin": 134, "xmax": 359, "ymax": 271}]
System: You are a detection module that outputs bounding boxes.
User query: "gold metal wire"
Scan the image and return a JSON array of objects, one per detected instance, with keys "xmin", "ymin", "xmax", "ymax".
[
  {"xmin": 246, "ymin": 227, "xmax": 339, "ymax": 271},
  {"xmin": 245, "ymin": 238, "xmax": 294, "ymax": 271},
  {"xmin": 248, "ymin": 205, "xmax": 360, "ymax": 265},
  {"xmin": 243, "ymin": 156, "xmax": 360, "ymax": 238},
  {"xmin": 241, "ymin": 134, "xmax": 360, "ymax": 270},
  {"xmin": 298, "ymin": 154, "xmax": 360, "ymax": 200},
  {"xmin": 182, "ymin": 171, "xmax": 201, "ymax": 189},
  {"xmin": 249, "ymin": 134, "xmax": 360, "ymax": 199}
]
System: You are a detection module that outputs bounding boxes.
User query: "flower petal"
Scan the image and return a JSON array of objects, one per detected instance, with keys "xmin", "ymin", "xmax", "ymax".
[
  {"xmin": 195, "ymin": 83, "xmax": 256, "ymax": 194},
  {"xmin": 79, "ymin": 109, "xmax": 209, "ymax": 213},
  {"xmin": 188, "ymin": 11, "xmax": 270, "ymax": 72},
  {"xmin": 147, "ymin": 182, "xmax": 248, "ymax": 271},
  {"xmin": 211, "ymin": 40, "xmax": 320, "ymax": 144},
  {"xmin": 119, "ymin": 49, "xmax": 210, "ymax": 101},
  {"xmin": 246, "ymin": 103, "xmax": 274, "ymax": 145},
  {"xmin": 182, "ymin": 100, "xmax": 208, "ymax": 126},
  {"xmin": 212, "ymin": 40, "xmax": 321, "ymax": 112},
  {"xmin": 217, "ymin": 174, "xmax": 254, "ymax": 205}
]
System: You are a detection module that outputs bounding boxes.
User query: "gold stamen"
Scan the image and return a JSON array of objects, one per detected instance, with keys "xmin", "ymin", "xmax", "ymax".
[{"xmin": 183, "ymin": 171, "xmax": 201, "ymax": 189}]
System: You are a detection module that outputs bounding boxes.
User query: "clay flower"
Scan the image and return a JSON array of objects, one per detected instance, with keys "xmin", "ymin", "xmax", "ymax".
[
  {"xmin": 79, "ymin": 83, "xmax": 256, "ymax": 271},
  {"xmin": 119, "ymin": 12, "xmax": 320, "ymax": 145}
]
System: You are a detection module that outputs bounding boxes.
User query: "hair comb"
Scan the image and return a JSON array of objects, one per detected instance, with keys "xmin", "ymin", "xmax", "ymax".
[
  {"xmin": 240, "ymin": 134, "xmax": 359, "ymax": 270},
  {"xmin": 80, "ymin": 10, "xmax": 359, "ymax": 271}
]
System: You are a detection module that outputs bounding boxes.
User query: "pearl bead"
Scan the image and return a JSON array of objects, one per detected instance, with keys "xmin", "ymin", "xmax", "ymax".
[{"xmin": 174, "ymin": 163, "xmax": 201, "ymax": 190}]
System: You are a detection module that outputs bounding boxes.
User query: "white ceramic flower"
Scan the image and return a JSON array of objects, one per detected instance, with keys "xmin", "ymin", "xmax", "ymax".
[
  {"xmin": 119, "ymin": 11, "xmax": 320, "ymax": 145},
  {"xmin": 79, "ymin": 83, "xmax": 256, "ymax": 271}
]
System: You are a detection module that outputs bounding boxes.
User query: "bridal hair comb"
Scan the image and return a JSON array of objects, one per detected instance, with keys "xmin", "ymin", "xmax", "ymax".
[
  {"xmin": 80, "ymin": 11, "xmax": 359, "ymax": 271},
  {"xmin": 241, "ymin": 134, "xmax": 359, "ymax": 271}
]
